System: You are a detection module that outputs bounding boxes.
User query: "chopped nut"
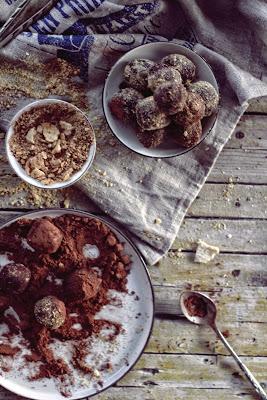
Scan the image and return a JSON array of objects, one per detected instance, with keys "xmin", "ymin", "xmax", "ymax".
[
  {"xmin": 31, "ymin": 168, "xmax": 46, "ymax": 179},
  {"xmin": 154, "ymin": 218, "xmax": 162, "ymax": 224},
  {"xmin": 194, "ymin": 240, "xmax": 220, "ymax": 264},
  {"xmin": 42, "ymin": 123, "xmax": 60, "ymax": 142},
  {"xmin": 52, "ymin": 140, "xmax": 61, "ymax": 154},
  {"xmin": 26, "ymin": 127, "xmax": 37, "ymax": 144}
]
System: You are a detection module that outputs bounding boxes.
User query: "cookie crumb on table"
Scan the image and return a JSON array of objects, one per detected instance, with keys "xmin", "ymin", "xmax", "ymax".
[{"xmin": 194, "ymin": 239, "xmax": 220, "ymax": 263}]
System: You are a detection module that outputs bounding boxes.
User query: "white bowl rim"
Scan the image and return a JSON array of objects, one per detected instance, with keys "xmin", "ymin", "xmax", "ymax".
[
  {"xmin": 103, "ymin": 42, "xmax": 219, "ymax": 159},
  {"xmin": 5, "ymin": 98, "xmax": 96, "ymax": 189}
]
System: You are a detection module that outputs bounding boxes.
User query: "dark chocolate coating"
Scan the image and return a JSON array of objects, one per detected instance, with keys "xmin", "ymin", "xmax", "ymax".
[
  {"xmin": 137, "ymin": 127, "xmax": 166, "ymax": 148},
  {"xmin": 123, "ymin": 59, "xmax": 155, "ymax": 91},
  {"xmin": 170, "ymin": 120, "xmax": 203, "ymax": 148},
  {"xmin": 173, "ymin": 92, "xmax": 205, "ymax": 127},
  {"xmin": 34, "ymin": 295, "xmax": 66, "ymax": 330},
  {"xmin": 109, "ymin": 88, "xmax": 143, "ymax": 122},
  {"xmin": 148, "ymin": 66, "xmax": 182, "ymax": 92},
  {"xmin": 154, "ymin": 82, "xmax": 188, "ymax": 115},
  {"xmin": 0, "ymin": 263, "xmax": 31, "ymax": 294},
  {"xmin": 188, "ymin": 81, "xmax": 219, "ymax": 116},
  {"xmin": 161, "ymin": 54, "xmax": 196, "ymax": 82},
  {"xmin": 65, "ymin": 269, "xmax": 101, "ymax": 302},
  {"xmin": 136, "ymin": 96, "xmax": 171, "ymax": 131}
]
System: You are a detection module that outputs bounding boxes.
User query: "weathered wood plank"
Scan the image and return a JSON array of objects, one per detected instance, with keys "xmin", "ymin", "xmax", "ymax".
[
  {"xmin": 147, "ymin": 319, "xmax": 267, "ymax": 356},
  {"xmin": 229, "ymin": 115, "xmax": 267, "ymax": 149},
  {"xmin": 188, "ymin": 183, "xmax": 267, "ymax": 218},
  {"xmin": 118, "ymin": 354, "xmax": 267, "ymax": 389},
  {"xmin": 247, "ymin": 96, "xmax": 267, "ymax": 113},
  {"xmin": 153, "ymin": 286, "xmax": 267, "ymax": 323},
  {"xmin": 152, "ymin": 252, "xmax": 267, "ymax": 289}
]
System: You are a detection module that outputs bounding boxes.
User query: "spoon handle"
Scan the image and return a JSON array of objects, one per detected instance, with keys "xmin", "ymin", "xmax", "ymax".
[{"xmin": 213, "ymin": 325, "xmax": 267, "ymax": 400}]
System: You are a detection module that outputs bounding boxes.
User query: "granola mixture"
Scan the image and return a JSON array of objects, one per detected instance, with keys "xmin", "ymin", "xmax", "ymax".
[{"xmin": 9, "ymin": 103, "xmax": 94, "ymax": 185}]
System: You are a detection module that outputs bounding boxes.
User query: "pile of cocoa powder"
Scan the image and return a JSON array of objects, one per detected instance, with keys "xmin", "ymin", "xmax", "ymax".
[{"xmin": 0, "ymin": 214, "xmax": 131, "ymax": 383}]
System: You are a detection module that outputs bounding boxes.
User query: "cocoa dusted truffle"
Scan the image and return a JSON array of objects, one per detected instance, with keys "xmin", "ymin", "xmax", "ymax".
[
  {"xmin": 173, "ymin": 92, "xmax": 205, "ymax": 127},
  {"xmin": 137, "ymin": 127, "xmax": 166, "ymax": 148},
  {"xmin": 161, "ymin": 53, "xmax": 196, "ymax": 82},
  {"xmin": 27, "ymin": 219, "xmax": 63, "ymax": 254},
  {"xmin": 109, "ymin": 88, "xmax": 143, "ymax": 122},
  {"xmin": 0, "ymin": 263, "xmax": 31, "ymax": 294},
  {"xmin": 136, "ymin": 96, "xmax": 170, "ymax": 131},
  {"xmin": 34, "ymin": 295, "xmax": 66, "ymax": 329},
  {"xmin": 123, "ymin": 59, "xmax": 155, "ymax": 92},
  {"xmin": 172, "ymin": 120, "xmax": 202, "ymax": 148},
  {"xmin": 147, "ymin": 66, "xmax": 182, "ymax": 92},
  {"xmin": 154, "ymin": 82, "xmax": 188, "ymax": 115},
  {"xmin": 188, "ymin": 81, "xmax": 219, "ymax": 116},
  {"xmin": 65, "ymin": 268, "xmax": 102, "ymax": 302}
]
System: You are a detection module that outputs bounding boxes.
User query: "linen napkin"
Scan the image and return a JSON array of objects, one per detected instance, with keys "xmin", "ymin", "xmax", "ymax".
[{"xmin": 0, "ymin": 0, "xmax": 266, "ymax": 265}]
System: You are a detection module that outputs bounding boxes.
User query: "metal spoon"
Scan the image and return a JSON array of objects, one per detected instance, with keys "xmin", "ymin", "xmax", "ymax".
[{"xmin": 180, "ymin": 291, "xmax": 267, "ymax": 400}]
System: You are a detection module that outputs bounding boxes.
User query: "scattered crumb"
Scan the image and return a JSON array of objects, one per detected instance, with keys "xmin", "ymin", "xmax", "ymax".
[
  {"xmin": 226, "ymin": 233, "xmax": 232, "ymax": 239},
  {"xmin": 194, "ymin": 239, "xmax": 220, "ymax": 264},
  {"xmin": 154, "ymin": 218, "xmax": 162, "ymax": 225},
  {"xmin": 212, "ymin": 222, "xmax": 226, "ymax": 231}
]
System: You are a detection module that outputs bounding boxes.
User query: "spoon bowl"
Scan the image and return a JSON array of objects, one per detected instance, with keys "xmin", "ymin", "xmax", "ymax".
[{"xmin": 180, "ymin": 291, "xmax": 217, "ymax": 326}]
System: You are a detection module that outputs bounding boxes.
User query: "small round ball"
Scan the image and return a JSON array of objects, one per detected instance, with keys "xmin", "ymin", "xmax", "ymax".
[
  {"xmin": 173, "ymin": 92, "xmax": 205, "ymax": 127},
  {"xmin": 188, "ymin": 81, "xmax": 219, "ymax": 116},
  {"xmin": 0, "ymin": 263, "xmax": 31, "ymax": 294},
  {"xmin": 27, "ymin": 219, "xmax": 63, "ymax": 254},
  {"xmin": 161, "ymin": 54, "xmax": 196, "ymax": 82},
  {"xmin": 123, "ymin": 59, "xmax": 155, "ymax": 91},
  {"xmin": 34, "ymin": 296, "xmax": 66, "ymax": 330},
  {"xmin": 65, "ymin": 269, "xmax": 102, "ymax": 302},
  {"xmin": 137, "ymin": 127, "xmax": 166, "ymax": 148},
  {"xmin": 170, "ymin": 121, "xmax": 202, "ymax": 148},
  {"xmin": 148, "ymin": 66, "xmax": 182, "ymax": 92},
  {"xmin": 109, "ymin": 88, "xmax": 143, "ymax": 122},
  {"xmin": 136, "ymin": 96, "xmax": 171, "ymax": 131},
  {"xmin": 154, "ymin": 82, "xmax": 188, "ymax": 115}
]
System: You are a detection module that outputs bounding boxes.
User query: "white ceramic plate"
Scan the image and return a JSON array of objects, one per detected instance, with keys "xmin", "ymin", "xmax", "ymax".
[
  {"xmin": 0, "ymin": 209, "xmax": 154, "ymax": 400},
  {"xmin": 103, "ymin": 42, "xmax": 219, "ymax": 158},
  {"xmin": 5, "ymin": 99, "xmax": 96, "ymax": 189}
]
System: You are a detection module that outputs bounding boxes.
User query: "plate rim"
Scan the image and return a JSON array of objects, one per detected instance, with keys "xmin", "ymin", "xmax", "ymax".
[
  {"xmin": 0, "ymin": 208, "xmax": 155, "ymax": 400},
  {"xmin": 102, "ymin": 41, "xmax": 219, "ymax": 159}
]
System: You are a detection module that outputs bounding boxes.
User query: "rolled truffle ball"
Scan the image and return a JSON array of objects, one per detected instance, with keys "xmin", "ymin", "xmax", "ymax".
[
  {"xmin": 171, "ymin": 121, "xmax": 203, "ymax": 148},
  {"xmin": 188, "ymin": 81, "xmax": 219, "ymax": 116},
  {"xmin": 137, "ymin": 127, "xmax": 166, "ymax": 148},
  {"xmin": 136, "ymin": 97, "xmax": 171, "ymax": 131},
  {"xmin": 173, "ymin": 92, "xmax": 205, "ymax": 127},
  {"xmin": 34, "ymin": 296, "xmax": 66, "ymax": 330},
  {"xmin": 154, "ymin": 82, "xmax": 188, "ymax": 115},
  {"xmin": 161, "ymin": 54, "xmax": 196, "ymax": 82},
  {"xmin": 65, "ymin": 269, "xmax": 102, "ymax": 302},
  {"xmin": 109, "ymin": 88, "xmax": 143, "ymax": 122},
  {"xmin": 27, "ymin": 219, "xmax": 63, "ymax": 254},
  {"xmin": 0, "ymin": 263, "xmax": 31, "ymax": 294},
  {"xmin": 123, "ymin": 59, "xmax": 155, "ymax": 91},
  {"xmin": 148, "ymin": 66, "xmax": 182, "ymax": 92}
]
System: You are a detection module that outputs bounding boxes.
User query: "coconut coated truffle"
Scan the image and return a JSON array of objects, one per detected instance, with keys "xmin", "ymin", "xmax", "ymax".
[
  {"xmin": 123, "ymin": 59, "xmax": 155, "ymax": 92},
  {"xmin": 173, "ymin": 92, "xmax": 205, "ymax": 127},
  {"xmin": 0, "ymin": 263, "xmax": 31, "ymax": 294},
  {"xmin": 137, "ymin": 127, "xmax": 166, "ymax": 148},
  {"xmin": 136, "ymin": 96, "xmax": 171, "ymax": 131},
  {"xmin": 154, "ymin": 82, "xmax": 188, "ymax": 115},
  {"xmin": 188, "ymin": 81, "xmax": 219, "ymax": 116},
  {"xmin": 109, "ymin": 88, "xmax": 143, "ymax": 122},
  {"xmin": 161, "ymin": 54, "xmax": 196, "ymax": 82},
  {"xmin": 172, "ymin": 121, "xmax": 203, "ymax": 148},
  {"xmin": 147, "ymin": 66, "xmax": 182, "ymax": 92},
  {"xmin": 34, "ymin": 295, "xmax": 66, "ymax": 330},
  {"xmin": 65, "ymin": 269, "xmax": 102, "ymax": 302},
  {"xmin": 27, "ymin": 219, "xmax": 63, "ymax": 254}
]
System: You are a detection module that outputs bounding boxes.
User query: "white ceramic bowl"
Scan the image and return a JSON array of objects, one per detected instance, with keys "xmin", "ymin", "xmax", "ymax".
[
  {"xmin": 6, "ymin": 99, "xmax": 96, "ymax": 189},
  {"xmin": 103, "ymin": 42, "xmax": 219, "ymax": 158}
]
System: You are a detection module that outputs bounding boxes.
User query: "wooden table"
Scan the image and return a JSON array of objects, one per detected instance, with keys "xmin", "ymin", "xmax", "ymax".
[{"xmin": 0, "ymin": 97, "xmax": 266, "ymax": 400}]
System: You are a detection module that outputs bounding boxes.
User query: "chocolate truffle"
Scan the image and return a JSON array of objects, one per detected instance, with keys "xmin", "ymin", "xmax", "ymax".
[
  {"xmin": 136, "ymin": 96, "xmax": 170, "ymax": 131},
  {"xmin": 173, "ymin": 92, "xmax": 205, "ymax": 127},
  {"xmin": 123, "ymin": 59, "xmax": 155, "ymax": 91},
  {"xmin": 161, "ymin": 53, "xmax": 196, "ymax": 82},
  {"xmin": 137, "ymin": 127, "xmax": 166, "ymax": 148},
  {"xmin": 154, "ymin": 82, "xmax": 187, "ymax": 115},
  {"xmin": 188, "ymin": 81, "xmax": 219, "ymax": 116},
  {"xmin": 109, "ymin": 88, "xmax": 143, "ymax": 122},
  {"xmin": 27, "ymin": 219, "xmax": 63, "ymax": 254},
  {"xmin": 148, "ymin": 66, "xmax": 182, "ymax": 92},
  {"xmin": 0, "ymin": 263, "xmax": 31, "ymax": 294},
  {"xmin": 34, "ymin": 296, "xmax": 66, "ymax": 329},
  {"xmin": 172, "ymin": 120, "xmax": 202, "ymax": 148},
  {"xmin": 65, "ymin": 268, "xmax": 102, "ymax": 302}
]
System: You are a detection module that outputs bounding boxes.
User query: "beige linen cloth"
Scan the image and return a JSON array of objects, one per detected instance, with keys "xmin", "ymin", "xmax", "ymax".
[{"xmin": 0, "ymin": 0, "xmax": 266, "ymax": 264}]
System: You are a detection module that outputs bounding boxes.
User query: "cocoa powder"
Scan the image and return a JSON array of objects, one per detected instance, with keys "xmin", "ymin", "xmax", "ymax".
[{"xmin": 0, "ymin": 215, "xmax": 131, "ymax": 384}]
